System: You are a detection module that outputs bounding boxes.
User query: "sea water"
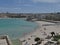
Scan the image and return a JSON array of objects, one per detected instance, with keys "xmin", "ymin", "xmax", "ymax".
[{"xmin": 0, "ymin": 18, "xmax": 38, "ymax": 39}]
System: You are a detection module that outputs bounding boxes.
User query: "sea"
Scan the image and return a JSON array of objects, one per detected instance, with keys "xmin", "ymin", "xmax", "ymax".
[{"xmin": 0, "ymin": 18, "xmax": 38, "ymax": 39}]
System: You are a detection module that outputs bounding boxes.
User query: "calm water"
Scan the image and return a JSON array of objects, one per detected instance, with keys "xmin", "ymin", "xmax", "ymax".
[{"xmin": 0, "ymin": 18, "xmax": 38, "ymax": 39}]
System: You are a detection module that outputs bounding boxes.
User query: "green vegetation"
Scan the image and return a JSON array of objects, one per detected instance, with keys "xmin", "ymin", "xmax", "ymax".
[
  {"xmin": 12, "ymin": 39, "xmax": 22, "ymax": 45},
  {"xmin": 34, "ymin": 37, "xmax": 40, "ymax": 42},
  {"xmin": 53, "ymin": 35, "xmax": 60, "ymax": 41}
]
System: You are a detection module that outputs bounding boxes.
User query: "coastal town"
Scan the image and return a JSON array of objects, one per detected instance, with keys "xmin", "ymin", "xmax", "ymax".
[
  {"xmin": 0, "ymin": 12, "xmax": 60, "ymax": 45},
  {"xmin": 0, "ymin": 12, "xmax": 60, "ymax": 21},
  {"xmin": 0, "ymin": 0, "xmax": 60, "ymax": 45}
]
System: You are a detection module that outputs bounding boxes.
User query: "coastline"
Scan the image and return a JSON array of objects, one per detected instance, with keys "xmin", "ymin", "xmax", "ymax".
[
  {"xmin": 20, "ymin": 21, "xmax": 58, "ymax": 45},
  {"xmin": 19, "ymin": 21, "xmax": 44, "ymax": 41},
  {"xmin": 20, "ymin": 21, "xmax": 40, "ymax": 38},
  {"xmin": 20, "ymin": 21, "xmax": 55, "ymax": 39}
]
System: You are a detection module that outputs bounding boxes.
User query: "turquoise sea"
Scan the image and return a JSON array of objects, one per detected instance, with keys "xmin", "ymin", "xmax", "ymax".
[{"xmin": 0, "ymin": 18, "xmax": 38, "ymax": 39}]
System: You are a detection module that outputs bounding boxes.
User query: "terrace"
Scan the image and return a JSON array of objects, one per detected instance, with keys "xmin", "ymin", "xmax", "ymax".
[{"xmin": 0, "ymin": 35, "xmax": 12, "ymax": 45}]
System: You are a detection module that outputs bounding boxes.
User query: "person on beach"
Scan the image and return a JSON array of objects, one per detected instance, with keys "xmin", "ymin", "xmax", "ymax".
[
  {"xmin": 43, "ymin": 32, "xmax": 47, "ymax": 35},
  {"xmin": 44, "ymin": 27, "xmax": 46, "ymax": 30},
  {"xmin": 24, "ymin": 42, "xmax": 30, "ymax": 45}
]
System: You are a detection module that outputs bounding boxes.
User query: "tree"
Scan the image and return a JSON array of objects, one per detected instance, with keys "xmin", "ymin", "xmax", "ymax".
[
  {"xmin": 34, "ymin": 37, "xmax": 41, "ymax": 45},
  {"xmin": 34, "ymin": 37, "xmax": 40, "ymax": 42}
]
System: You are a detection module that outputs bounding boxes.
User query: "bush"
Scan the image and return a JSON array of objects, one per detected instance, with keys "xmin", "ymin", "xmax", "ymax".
[
  {"xmin": 34, "ymin": 37, "xmax": 40, "ymax": 42},
  {"xmin": 53, "ymin": 35, "xmax": 60, "ymax": 41}
]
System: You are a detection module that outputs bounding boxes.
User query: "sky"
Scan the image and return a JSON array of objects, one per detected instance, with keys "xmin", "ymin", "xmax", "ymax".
[{"xmin": 0, "ymin": 0, "xmax": 60, "ymax": 13}]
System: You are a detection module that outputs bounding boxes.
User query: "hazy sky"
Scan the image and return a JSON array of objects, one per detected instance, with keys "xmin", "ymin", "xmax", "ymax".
[{"xmin": 0, "ymin": 0, "xmax": 60, "ymax": 13}]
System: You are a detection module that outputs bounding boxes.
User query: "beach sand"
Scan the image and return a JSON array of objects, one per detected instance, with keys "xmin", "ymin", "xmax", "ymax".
[{"xmin": 20, "ymin": 21, "xmax": 60, "ymax": 45}]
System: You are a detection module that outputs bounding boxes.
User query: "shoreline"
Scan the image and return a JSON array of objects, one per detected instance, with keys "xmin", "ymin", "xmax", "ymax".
[
  {"xmin": 19, "ymin": 21, "xmax": 45, "ymax": 41},
  {"xmin": 20, "ymin": 21, "xmax": 55, "ymax": 39},
  {"xmin": 20, "ymin": 21, "xmax": 57, "ymax": 45},
  {"xmin": 20, "ymin": 21, "xmax": 40, "ymax": 38}
]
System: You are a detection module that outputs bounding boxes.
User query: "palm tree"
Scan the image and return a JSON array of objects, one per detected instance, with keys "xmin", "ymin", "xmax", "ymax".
[{"xmin": 51, "ymin": 32, "xmax": 55, "ymax": 37}]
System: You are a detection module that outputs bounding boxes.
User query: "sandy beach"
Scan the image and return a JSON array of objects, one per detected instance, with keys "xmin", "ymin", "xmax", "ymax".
[{"xmin": 20, "ymin": 21, "xmax": 60, "ymax": 45}]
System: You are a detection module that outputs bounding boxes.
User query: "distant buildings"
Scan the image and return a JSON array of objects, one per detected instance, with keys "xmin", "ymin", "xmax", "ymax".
[{"xmin": 0, "ymin": 12, "xmax": 60, "ymax": 21}]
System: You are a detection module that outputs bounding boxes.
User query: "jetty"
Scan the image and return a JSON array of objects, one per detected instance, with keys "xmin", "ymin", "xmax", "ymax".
[{"xmin": 0, "ymin": 35, "xmax": 12, "ymax": 45}]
